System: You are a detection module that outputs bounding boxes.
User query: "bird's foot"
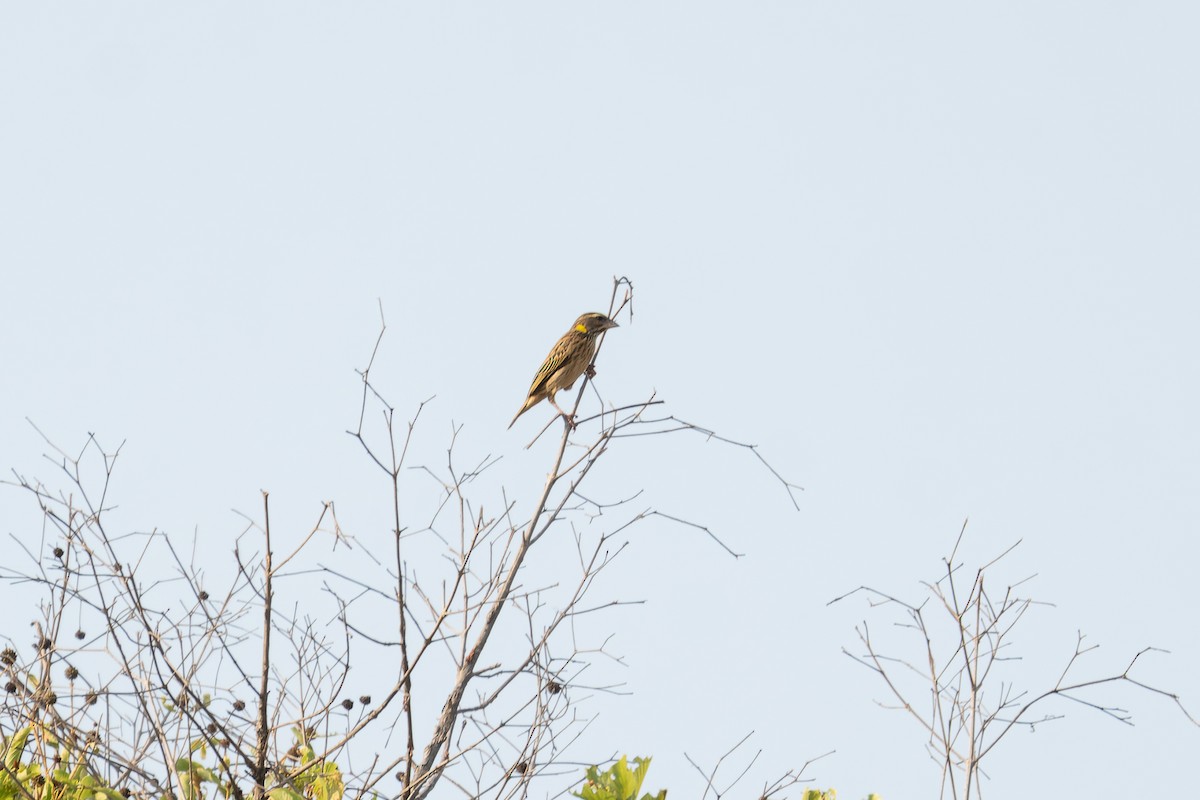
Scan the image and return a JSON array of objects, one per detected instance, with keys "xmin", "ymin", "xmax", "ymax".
[
  {"xmin": 560, "ymin": 412, "xmax": 578, "ymax": 431},
  {"xmin": 585, "ymin": 364, "xmax": 597, "ymax": 380}
]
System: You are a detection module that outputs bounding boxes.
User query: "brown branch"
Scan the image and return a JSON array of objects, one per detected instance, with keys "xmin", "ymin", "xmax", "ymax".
[{"xmin": 247, "ymin": 493, "xmax": 273, "ymax": 797}]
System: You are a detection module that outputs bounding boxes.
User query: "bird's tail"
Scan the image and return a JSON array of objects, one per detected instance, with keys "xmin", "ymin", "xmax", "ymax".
[{"xmin": 507, "ymin": 402, "xmax": 530, "ymax": 430}]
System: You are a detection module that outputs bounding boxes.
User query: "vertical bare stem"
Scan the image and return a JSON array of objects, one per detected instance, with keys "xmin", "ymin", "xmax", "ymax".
[
  {"xmin": 253, "ymin": 491, "xmax": 273, "ymax": 798},
  {"xmin": 391, "ymin": 419, "xmax": 416, "ymax": 796}
]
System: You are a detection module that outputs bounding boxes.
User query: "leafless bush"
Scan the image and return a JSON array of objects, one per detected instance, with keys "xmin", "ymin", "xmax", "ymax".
[
  {"xmin": 830, "ymin": 522, "xmax": 1196, "ymax": 799},
  {"xmin": 1, "ymin": 277, "xmax": 802, "ymax": 800}
]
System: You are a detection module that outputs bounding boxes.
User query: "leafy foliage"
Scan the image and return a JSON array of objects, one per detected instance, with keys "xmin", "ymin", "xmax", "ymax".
[
  {"xmin": 572, "ymin": 756, "xmax": 665, "ymax": 800},
  {"xmin": 0, "ymin": 724, "xmax": 344, "ymax": 800},
  {"xmin": 0, "ymin": 726, "xmax": 123, "ymax": 800}
]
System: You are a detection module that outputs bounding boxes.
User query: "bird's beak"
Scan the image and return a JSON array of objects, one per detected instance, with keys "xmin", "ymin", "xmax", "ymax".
[{"xmin": 605, "ymin": 319, "xmax": 620, "ymax": 329}]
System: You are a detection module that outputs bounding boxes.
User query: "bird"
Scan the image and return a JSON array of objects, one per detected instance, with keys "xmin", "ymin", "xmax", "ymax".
[{"xmin": 509, "ymin": 312, "xmax": 620, "ymax": 429}]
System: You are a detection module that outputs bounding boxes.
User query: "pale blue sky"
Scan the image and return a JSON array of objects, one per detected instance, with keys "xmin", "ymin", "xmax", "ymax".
[{"xmin": 2, "ymin": 4, "xmax": 1198, "ymax": 798}]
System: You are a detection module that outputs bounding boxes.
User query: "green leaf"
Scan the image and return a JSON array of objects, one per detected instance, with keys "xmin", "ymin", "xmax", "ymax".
[
  {"xmin": 3, "ymin": 727, "xmax": 31, "ymax": 771},
  {"xmin": 266, "ymin": 787, "xmax": 305, "ymax": 800}
]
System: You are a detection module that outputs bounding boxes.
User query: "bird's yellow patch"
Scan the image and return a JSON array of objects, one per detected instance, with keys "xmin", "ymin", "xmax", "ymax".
[{"xmin": 574, "ymin": 323, "xmax": 588, "ymax": 333}]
